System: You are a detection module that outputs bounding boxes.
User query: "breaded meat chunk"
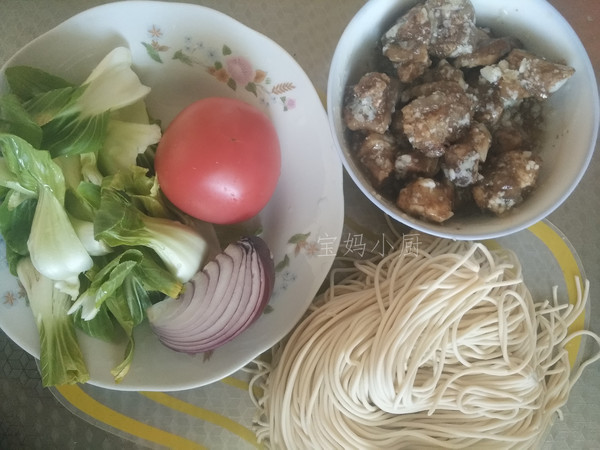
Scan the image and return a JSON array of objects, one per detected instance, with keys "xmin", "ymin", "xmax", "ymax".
[
  {"xmin": 472, "ymin": 150, "xmax": 542, "ymax": 215},
  {"xmin": 401, "ymin": 89, "xmax": 472, "ymax": 157},
  {"xmin": 395, "ymin": 149, "xmax": 440, "ymax": 179},
  {"xmin": 357, "ymin": 133, "xmax": 398, "ymax": 188},
  {"xmin": 425, "ymin": 0, "xmax": 478, "ymax": 59},
  {"xmin": 344, "ymin": 72, "xmax": 398, "ymax": 134},
  {"xmin": 443, "ymin": 122, "xmax": 491, "ymax": 187},
  {"xmin": 480, "ymin": 49, "xmax": 575, "ymax": 105},
  {"xmin": 454, "ymin": 36, "xmax": 521, "ymax": 69},
  {"xmin": 397, "ymin": 177, "xmax": 454, "ymax": 223},
  {"xmin": 382, "ymin": 4, "xmax": 432, "ymax": 83}
]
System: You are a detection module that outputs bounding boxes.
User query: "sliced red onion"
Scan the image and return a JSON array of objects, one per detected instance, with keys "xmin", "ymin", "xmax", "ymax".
[
  {"xmin": 173, "ymin": 243, "xmax": 260, "ymax": 347},
  {"xmin": 147, "ymin": 235, "xmax": 275, "ymax": 354}
]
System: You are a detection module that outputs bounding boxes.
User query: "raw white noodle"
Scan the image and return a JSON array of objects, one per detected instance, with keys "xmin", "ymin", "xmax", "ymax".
[{"xmin": 249, "ymin": 236, "xmax": 600, "ymax": 449}]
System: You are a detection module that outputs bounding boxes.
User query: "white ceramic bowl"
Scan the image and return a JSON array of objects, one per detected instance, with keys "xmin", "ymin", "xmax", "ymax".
[
  {"xmin": 328, "ymin": 0, "xmax": 599, "ymax": 240},
  {"xmin": 0, "ymin": 1, "xmax": 344, "ymax": 390}
]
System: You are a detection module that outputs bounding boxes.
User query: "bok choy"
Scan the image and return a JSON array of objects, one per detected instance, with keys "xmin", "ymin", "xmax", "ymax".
[
  {"xmin": 17, "ymin": 257, "xmax": 90, "ymax": 387},
  {"xmin": 0, "ymin": 133, "xmax": 93, "ymax": 293},
  {"xmin": 6, "ymin": 47, "xmax": 153, "ymax": 158},
  {"xmin": 0, "ymin": 46, "xmax": 217, "ymax": 386},
  {"xmin": 95, "ymin": 188, "xmax": 208, "ymax": 283}
]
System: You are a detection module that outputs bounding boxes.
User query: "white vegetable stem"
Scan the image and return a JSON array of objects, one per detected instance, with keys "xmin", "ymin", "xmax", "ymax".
[
  {"xmin": 78, "ymin": 47, "xmax": 151, "ymax": 118},
  {"xmin": 27, "ymin": 186, "xmax": 93, "ymax": 283},
  {"xmin": 98, "ymin": 120, "xmax": 162, "ymax": 175},
  {"xmin": 16, "ymin": 257, "xmax": 89, "ymax": 386},
  {"xmin": 69, "ymin": 216, "xmax": 112, "ymax": 256},
  {"xmin": 144, "ymin": 216, "xmax": 209, "ymax": 283}
]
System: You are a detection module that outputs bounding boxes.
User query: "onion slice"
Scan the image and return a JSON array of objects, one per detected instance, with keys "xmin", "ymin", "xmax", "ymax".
[{"xmin": 147, "ymin": 236, "xmax": 275, "ymax": 354}]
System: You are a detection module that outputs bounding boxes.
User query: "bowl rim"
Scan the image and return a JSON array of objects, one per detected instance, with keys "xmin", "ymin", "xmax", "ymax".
[{"xmin": 327, "ymin": 0, "xmax": 600, "ymax": 241}]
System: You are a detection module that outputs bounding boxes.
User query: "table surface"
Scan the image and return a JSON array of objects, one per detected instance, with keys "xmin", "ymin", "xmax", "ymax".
[{"xmin": 1, "ymin": 0, "xmax": 599, "ymax": 449}]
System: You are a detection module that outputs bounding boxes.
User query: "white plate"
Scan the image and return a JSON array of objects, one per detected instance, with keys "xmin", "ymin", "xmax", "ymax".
[{"xmin": 0, "ymin": 1, "xmax": 344, "ymax": 391}]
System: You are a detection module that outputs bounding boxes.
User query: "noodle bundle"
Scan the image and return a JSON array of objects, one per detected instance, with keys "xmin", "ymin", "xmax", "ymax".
[{"xmin": 250, "ymin": 237, "xmax": 600, "ymax": 449}]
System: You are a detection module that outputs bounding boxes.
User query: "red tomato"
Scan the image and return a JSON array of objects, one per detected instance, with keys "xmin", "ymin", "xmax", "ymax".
[{"xmin": 155, "ymin": 97, "xmax": 281, "ymax": 224}]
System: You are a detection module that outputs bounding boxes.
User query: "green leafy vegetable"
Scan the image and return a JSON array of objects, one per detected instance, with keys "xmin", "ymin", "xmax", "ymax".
[
  {"xmin": 79, "ymin": 152, "xmax": 104, "ymax": 185},
  {"xmin": 80, "ymin": 47, "xmax": 151, "ymax": 116},
  {"xmin": 41, "ymin": 110, "xmax": 109, "ymax": 158},
  {"xmin": 71, "ymin": 304, "xmax": 119, "ymax": 343},
  {"xmin": 68, "ymin": 247, "xmax": 183, "ymax": 381},
  {"xmin": 0, "ymin": 134, "xmax": 93, "ymax": 290},
  {"xmin": 63, "ymin": 180, "xmax": 102, "ymax": 223},
  {"xmin": 98, "ymin": 120, "xmax": 161, "ymax": 175},
  {"xmin": 0, "ymin": 133, "xmax": 63, "ymax": 197},
  {"xmin": 23, "ymin": 86, "xmax": 82, "ymax": 129},
  {"xmin": 0, "ymin": 94, "xmax": 43, "ymax": 146},
  {"xmin": 102, "ymin": 165, "xmax": 168, "ymax": 218},
  {"xmin": 69, "ymin": 249, "xmax": 142, "ymax": 320},
  {"xmin": 31, "ymin": 186, "xmax": 93, "ymax": 297},
  {"xmin": 0, "ymin": 194, "xmax": 36, "ymax": 274},
  {"xmin": 9, "ymin": 47, "xmax": 152, "ymax": 158},
  {"xmin": 95, "ymin": 189, "xmax": 208, "ymax": 283},
  {"xmin": 16, "ymin": 257, "xmax": 90, "ymax": 387},
  {"xmin": 4, "ymin": 65, "xmax": 73, "ymax": 101},
  {"xmin": 0, "ymin": 46, "xmax": 218, "ymax": 386}
]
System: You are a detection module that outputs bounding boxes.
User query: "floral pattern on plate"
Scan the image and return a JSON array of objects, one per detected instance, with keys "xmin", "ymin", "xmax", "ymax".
[
  {"xmin": 0, "ymin": 237, "xmax": 25, "ymax": 308},
  {"xmin": 142, "ymin": 25, "xmax": 297, "ymax": 111},
  {"xmin": 0, "ymin": 1, "xmax": 344, "ymax": 390},
  {"xmin": 273, "ymin": 231, "xmax": 338, "ymax": 295}
]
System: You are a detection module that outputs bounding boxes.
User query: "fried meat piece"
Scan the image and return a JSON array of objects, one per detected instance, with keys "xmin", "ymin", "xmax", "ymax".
[
  {"xmin": 357, "ymin": 133, "xmax": 398, "ymax": 188},
  {"xmin": 396, "ymin": 177, "xmax": 454, "ymax": 223},
  {"xmin": 425, "ymin": 0, "xmax": 478, "ymax": 59},
  {"xmin": 480, "ymin": 49, "xmax": 575, "ymax": 105},
  {"xmin": 344, "ymin": 72, "xmax": 398, "ymax": 134},
  {"xmin": 443, "ymin": 122, "xmax": 491, "ymax": 187},
  {"xmin": 490, "ymin": 100, "xmax": 543, "ymax": 153},
  {"xmin": 401, "ymin": 80, "xmax": 465, "ymax": 104},
  {"xmin": 467, "ymin": 77, "xmax": 505, "ymax": 128},
  {"xmin": 423, "ymin": 59, "xmax": 469, "ymax": 88},
  {"xmin": 383, "ymin": 3, "xmax": 432, "ymax": 45},
  {"xmin": 472, "ymin": 150, "xmax": 542, "ymax": 215},
  {"xmin": 480, "ymin": 61, "xmax": 529, "ymax": 106},
  {"xmin": 382, "ymin": 4, "xmax": 432, "ymax": 83},
  {"xmin": 504, "ymin": 49, "xmax": 576, "ymax": 99},
  {"xmin": 492, "ymin": 125, "xmax": 530, "ymax": 153},
  {"xmin": 385, "ymin": 44, "xmax": 432, "ymax": 84},
  {"xmin": 395, "ymin": 149, "xmax": 440, "ymax": 179},
  {"xmin": 454, "ymin": 36, "xmax": 522, "ymax": 69},
  {"xmin": 401, "ymin": 89, "xmax": 472, "ymax": 157}
]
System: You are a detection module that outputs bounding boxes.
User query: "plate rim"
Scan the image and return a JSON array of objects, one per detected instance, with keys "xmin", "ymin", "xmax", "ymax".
[{"xmin": 0, "ymin": 0, "xmax": 345, "ymax": 391}]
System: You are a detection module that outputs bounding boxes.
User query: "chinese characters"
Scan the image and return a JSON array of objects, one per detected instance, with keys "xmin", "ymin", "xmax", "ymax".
[{"xmin": 321, "ymin": 232, "xmax": 421, "ymax": 258}]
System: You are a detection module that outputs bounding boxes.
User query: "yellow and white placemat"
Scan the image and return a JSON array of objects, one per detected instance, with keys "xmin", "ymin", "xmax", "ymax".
[
  {"xmin": 47, "ymin": 219, "xmax": 588, "ymax": 449},
  {"xmin": 51, "ymin": 369, "xmax": 260, "ymax": 449}
]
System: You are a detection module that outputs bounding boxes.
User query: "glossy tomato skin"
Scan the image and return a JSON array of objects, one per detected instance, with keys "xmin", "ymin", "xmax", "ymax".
[{"xmin": 155, "ymin": 97, "xmax": 281, "ymax": 224}]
